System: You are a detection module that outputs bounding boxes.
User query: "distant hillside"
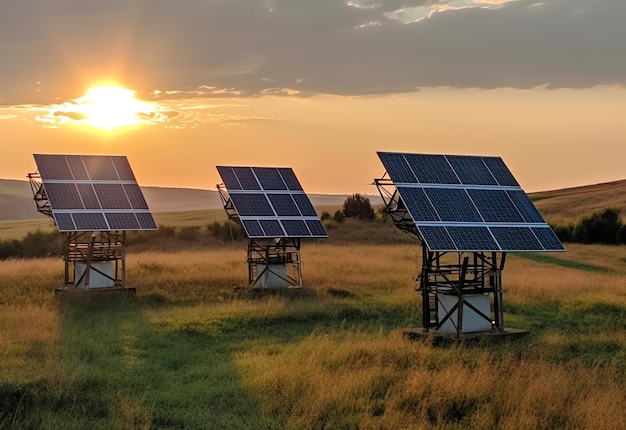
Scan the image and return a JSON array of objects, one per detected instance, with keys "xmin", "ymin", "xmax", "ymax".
[
  {"xmin": 531, "ymin": 179, "xmax": 626, "ymax": 222},
  {"xmin": 5, "ymin": 177, "xmax": 625, "ymax": 225},
  {"xmin": 0, "ymin": 179, "xmax": 378, "ymax": 221}
]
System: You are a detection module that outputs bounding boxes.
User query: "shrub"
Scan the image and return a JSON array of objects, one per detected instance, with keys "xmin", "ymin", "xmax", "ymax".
[
  {"xmin": 342, "ymin": 194, "xmax": 376, "ymax": 220},
  {"xmin": 573, "ymin": 208, "xmax": 623, "ymax": 245}
]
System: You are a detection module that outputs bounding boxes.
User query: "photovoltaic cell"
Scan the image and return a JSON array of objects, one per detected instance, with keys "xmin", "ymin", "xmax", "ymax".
[
  {"xmin": 377, "ymin": 152, "xmax": 418, "ymax": 183},
  {"xmin": 396, "ymin": 187, "xmax": 439, "ymax": 222},
  {"xmin": 281, "ymin": 220, "xmax": 310, "ymax": 236},
  {"xmin": 53, "ymin": 213, "xmax": 76, "ymax": 231},
  {"xmin": 267, "ymin": 194, "xmax": 300, "ymax": 216},
  {"xmin": 229, "ymin": 193, "xmax": 274, "ymax": 216},
  {"xmin": 483, "ymin": 157, "xmax": 519, "ymax": 187},
  {"xmin": 532, "ymin": 227, "xmax": 566, "ymax": 251},
  {"xmin": 405, "ymin": 153, "xmax": 460, "ymax": 184},
  {"xmin": 254, "ymin": 167, "xmax": 287, "ymax": 190},
  {"xmin": 44, "ymin": 183, "xmax": 83, "ymax": 209},
  {"xmin": 83, "ymin": 155, "xmax": 119, "ymax": 180},
  {"xmin": 32, "ymin": 154, "xmax": 156, "ymax": 231},
  {"xmin": 136, "ymin": 213, "xmax": 157, "ymax": 230},
  {"xmin": 418, "ymin": 226, "xmax": 456, "ymax": 251},
  {"xmin": 446, "ymin": 226, "xmax": 499, "ymax": 251},
  {"xmin": 278, "ymin": 168, "xmax": 303, "ymax": 191},
  {"xmin": 76, "ymin": 183, "xmax": 101, "ymax": 209},
  {"xmin": 242, "ymin": 220, "xmax": 264, "ymax": 237},
  {"xmin": 232, "ymin": 167, "xmax": 261, "ymax": 190},
  {"xmin": 34, "ymin": 154, "xmax": 73, "ymax": 180},
  {"xmin": 72, "ymin": 213, "xmax": 109, "ymax": 231},
  {"xmin": 106, "ymin": 213, "xmax": 140, "ymax": 230},
  {"xmin": 66, "ymin": 156, "xmax": 89, "ymax": 180},
  {"xmin": 467, "ymin": 189, "xmax": 524, "ymax": 223},
  {"xmin": 260, "ymin": 220, "xmax": 285, "ymax": 236},
  {"xmin": 507, "ymin": 190, "xmax": 544, "ymax": 223},
  {"xmin": 292, "ymin": 194, "xmax": 317, "ymax": 216},
  {"xmin": 490, "ymin": 227, "xmax": 542, "ymax": 251},
  {"xmin": 112, "ymin": 157, "xmax": 136, "ymax": 181},
  {"xmin": 306, "ymin": 220, "xmax": 327, "ymax": 237},
  {"xmin": 216, "ymin": 166, "xmax": 242, "ymax": 190},
  {"xmin": 123, "ymin": 184, "xmax": 149, "ymax": 209},
  {"xmin": 94, "ymin": 184, "xmax": 131, "ymax": 209},
  {"xmin": 425, "ymin": 188, "xmax": 482, "ymax": 223},
  {"xmin": 447, "ymin": 156, "xmax": 497, "ymax": 186}
]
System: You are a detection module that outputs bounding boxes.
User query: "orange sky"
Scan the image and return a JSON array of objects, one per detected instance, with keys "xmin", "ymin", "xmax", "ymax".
[{"xmin": 2, "ymin": 87, "xmax": 625, "ymax": 195}]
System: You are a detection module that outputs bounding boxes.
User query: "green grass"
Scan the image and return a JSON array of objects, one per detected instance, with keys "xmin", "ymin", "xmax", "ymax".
[
  {"xmin": 512, "ymin": 252, "xmax": 618, "ymax": 274},
  {"xmin": 1, "ymin": 240, "xmax": 626, "ymax": 428}
]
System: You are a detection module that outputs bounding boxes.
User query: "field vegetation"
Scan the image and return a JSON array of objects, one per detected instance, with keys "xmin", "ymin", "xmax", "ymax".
[{"xmin": 1, "ymin": 212, "xmax": 626, "ymax": 428}]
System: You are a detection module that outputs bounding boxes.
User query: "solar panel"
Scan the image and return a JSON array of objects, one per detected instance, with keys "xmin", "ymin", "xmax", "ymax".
[
  {"xmin": 217, "ymin": 165, "xmax": 327, "ymax": 239},
  {"xmin": 33, "ymin": 154, "xmax": 157, "ymax": 232},
  {"xmin": 377, "ymin": 151, "xmax": 564, "ymax": 252}
]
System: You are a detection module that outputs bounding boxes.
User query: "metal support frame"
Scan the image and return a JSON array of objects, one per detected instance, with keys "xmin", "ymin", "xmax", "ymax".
[
  {"xmin": 375, "ymin": 175, "xmax": 507, "ymax": 336},
  {"xmin": 28, "ymin": 171, "xmax": 129, "ymax": 291},
  {"xmin": 217, "ymin": 183, "xmax": 304, "ymax": 289}
]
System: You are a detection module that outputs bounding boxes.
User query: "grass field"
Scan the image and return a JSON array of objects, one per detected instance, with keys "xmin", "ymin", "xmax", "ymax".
[{"xmin": 1, "ymin": 237, "xmax": 626, "ymax": 429}]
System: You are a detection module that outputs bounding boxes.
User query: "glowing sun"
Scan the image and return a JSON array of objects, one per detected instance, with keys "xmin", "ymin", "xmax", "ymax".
[{"xmin": 69, "ymin": 86, "xmax": 155, "ymax": 130}]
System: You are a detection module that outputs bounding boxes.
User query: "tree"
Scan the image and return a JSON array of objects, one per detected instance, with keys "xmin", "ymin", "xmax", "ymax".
[{"xmin": 342, "ymin": 193, "xmax": 376, "ymax": 220}]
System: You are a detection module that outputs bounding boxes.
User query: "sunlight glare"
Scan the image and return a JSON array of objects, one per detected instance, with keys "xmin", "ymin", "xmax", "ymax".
[{"xmin": 73, "ymin": 86, "xmax": 154, "ymax": 130}]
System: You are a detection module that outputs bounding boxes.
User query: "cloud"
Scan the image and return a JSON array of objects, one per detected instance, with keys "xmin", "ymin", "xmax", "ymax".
[{"xmin": 1, "ymin": 0, "xmax": 625, "ymax": 105}]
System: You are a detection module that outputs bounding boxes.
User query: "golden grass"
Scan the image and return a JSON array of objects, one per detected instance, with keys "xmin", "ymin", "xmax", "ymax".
[{"xmin": 1, "ymin": 242, "xmax": 625, "ymax": 428}]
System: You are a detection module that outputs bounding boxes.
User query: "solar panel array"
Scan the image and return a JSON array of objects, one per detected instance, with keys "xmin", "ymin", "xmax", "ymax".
[
  {"xmin": 33, "ymin": 154, "xmax": 157, "ymax": 232},
  {"xmin": 377, "ymin": 152, "xmax": 565, "ymax": 252},
  {"xmin": 217, "ymin": 166, "xmax": 328, "ymax": 238}
]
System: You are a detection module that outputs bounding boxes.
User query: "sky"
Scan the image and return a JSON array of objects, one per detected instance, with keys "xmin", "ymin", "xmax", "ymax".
[{"xmin": 1, "ymin": 0, "xmax": 625, "ymax": 195}]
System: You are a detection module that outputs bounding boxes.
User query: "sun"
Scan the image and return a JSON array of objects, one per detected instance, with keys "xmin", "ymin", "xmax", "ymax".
[{"xmin": 70, "ymin": 86, "xmax": 155, "ymax": 130}]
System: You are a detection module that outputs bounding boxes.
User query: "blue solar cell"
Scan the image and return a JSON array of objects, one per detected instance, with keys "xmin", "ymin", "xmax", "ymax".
[
  {"xmin": 292, "ymin": 194, "xmax": 317, "ymax": 216},
  {"xmin": 93, "ymin": 184, "xmax": 132, "ymax": 209},
  {"xmin": 532, "ymin": 227, "xmax": 566, "ymax": 251},
  {"xmin": 424, "ymin": 188, "xmax": 482, "ymax": 222},
  {"xmin": 418, "ymin": 226, "xmax": 457, "ymax": 251},
  {"xmin": 34, "ymin": 154, "xmax": 73, "ymax": 180},
  {"xmin": 446, "ymin": 226, "xmax": 499, "ymax": 251},
  {"xmin": 229, "ymin": 193, "xmax": 274, "ymax": 216},
  {"xmin": 467, "ymin": 189, "xmax": 524, "ymax": 223},
  {"xmin": 507, "ymin": 190, "xmax": 545, "ymax": 223},
  {"xmin": 377, "ymin": 152, "xmax": 418, "ymax": 183},
  {"xmin": 281, "ymin": 220, "xmax": 311, "ymax": 236},
  {"xmin": 123, "ymin": 184, "xmax": 149, "ymax": 209},
  {"xmin": 306, "ymin": 220, "xmax": 328, "ymax": 237},
  {"xmin": 136, "ymin": 213, "xmax": 157, "ymax": 230},
  {"xmin": 76, "ymin": 184, "xmax": 100, "ymax": 209},
  {"xmin": 242, "ymin": 220, "xmax": 264, "ymax": 237},
  {"xmin": 66, "ymin": 156, "xmax": 90, "ymax": 180},
  {"xmin": 405, "ymin": 154, "xmax": 460, "ymax": 184},
  {"xmin": 260, "ymin": 220, "xmax": 285, "ymax": 237},
  {"xmin": 447, "ymin": 155, "xmax": 497, "ymax": 185},
  {"xmin": 112, "ymin": 157, "xmax": 136, "ymax": 181},
  {"xmin": 232, "ymin": 167, "xmax": 261, "ymax": 190},
  {"xmin": 216, "ymin": 166, "xmax": 242, "ymax": 190},
  {"xmin": 482, "ymin": 157, "xmax": 519, "ymax": 186},
  {"xmin": 44, "ymin": 183, "xmax": 84, "ymax": 209},
  {"xmin": 267, "ymin": 194, "xmax": 300, "ymax": 216},
  {"xmin": 72, "ymin": 213, "xmax": 109, "ymax": 231},
  {"xmin": 82, "ymin": 155, "xmax": 119, "ymax": 180},
  {"xmin": 106, "ymin": 213, "xmax": 140, "ymax": 230},
  {"xmin": 253, "ymin": 168, "xmax": 287, "ymax": 190},
  {"xmin": 396, "ymin": 187, "xmax": 439, "ymax": 222},
  {"xmin": 53, "ymin": 213, "xmax": 76, "ymax": 231},
  {"xmin": 490, "ymin": 227, "xmax": 543, "ymax": 251},
  {"xmin": 277, "ymin": 168, "xmax": 303, "ymax": 191}
]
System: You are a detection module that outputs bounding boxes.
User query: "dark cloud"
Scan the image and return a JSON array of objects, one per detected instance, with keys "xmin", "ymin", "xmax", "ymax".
[{"xmin": 1, "ymin": 0, "xmax": 625, "ymax": 105}]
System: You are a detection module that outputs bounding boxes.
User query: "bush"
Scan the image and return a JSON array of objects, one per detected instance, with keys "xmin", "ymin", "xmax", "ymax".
[
  {"xmin": 573, "ymin": 208, "xmax": 623, "ymax": 245},
  {"xmin": 342, "ymin": 194, "xmax": 376, "ymax": 220}
]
